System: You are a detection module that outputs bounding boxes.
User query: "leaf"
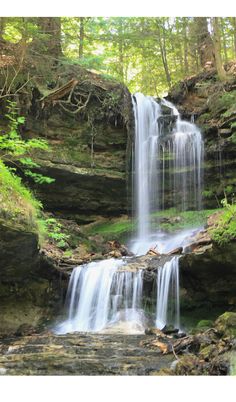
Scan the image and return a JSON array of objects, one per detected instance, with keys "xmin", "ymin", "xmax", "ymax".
[
  {"xmin": 17, "ymin": 116, "xmax": 25, "ymax": 124},
  {"xmin": 19, "ymin": 158, "xmax": 40, "ymax": 168}
]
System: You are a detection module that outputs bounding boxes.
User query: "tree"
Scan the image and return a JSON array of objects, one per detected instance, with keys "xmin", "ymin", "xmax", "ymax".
[
  {"xmin": 231, "ymin": 17, "xmax": 236, "ymax": 57},
  {"xmin": 182, "ymin": 18, "xmax": 189, "ymax": 75},
  {"xmin": 0, "ymin": 17, "xmax": 6, "ymax": 42},
  {"xmin": 193, "ymin": 17, "xmax": 215, "ymax": 68},
  {"xmin": 36, "ymin": 17, "xmax": 62, "ymax": 60},
  {"xmin": 78, "ymin": 17, "xmax": 85, "ymax": 59},
  {"xmin": 212, "ymin": 17, "xmax": 227, "ymax": 81},
  {"xmin": 156, "ymin": 18, "xmax": 172, "ymax": 88}
]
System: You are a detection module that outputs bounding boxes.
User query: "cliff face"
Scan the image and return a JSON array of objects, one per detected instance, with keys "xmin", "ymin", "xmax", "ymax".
[
  {"xmin": 19, "ymin": 65, "xmax": 133, "ymax": 220},
  {"xmin": 168, "ymin": 65, "xmax": 236, "ymax": 208},
  {"xmin": 0, "ymin": 166, "xmax": 63, "ymax": 335}
]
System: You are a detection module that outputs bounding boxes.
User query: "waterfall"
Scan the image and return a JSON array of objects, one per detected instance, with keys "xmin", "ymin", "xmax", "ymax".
[
  {"xmin": 131, "ymin": 94, "xmax": 204, "ymax": 254},
  {"xmin": 156, "ymin": 256, "xmax": 180, "ymax": 330},
  {"xmin": 132, "ymin": 93, "xmax": 161, "ymax": 240},
  {"xmin": 56, "ymin": 258, "xmax": 145, "ymax": 334},
  {"xmin": 55, "ymin": 93, "xmax": 204, "ymax": 335}
]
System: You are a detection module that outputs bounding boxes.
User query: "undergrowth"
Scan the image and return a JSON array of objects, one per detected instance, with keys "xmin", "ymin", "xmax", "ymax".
[
  {"xmin": 0, "ymin": 160, "xmax": 42, "ymax": 232},
  {"xmin": 210, "ymin": 199, "xmax": 236, "ymax": 245}
]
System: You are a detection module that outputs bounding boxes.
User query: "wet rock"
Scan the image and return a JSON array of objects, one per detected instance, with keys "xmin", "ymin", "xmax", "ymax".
[
  {"xmin": 218, "ymin": 128, "xmax": 232, "ymax": 137},
  {"xmin": 162, "ymin": 325, "xmax": 179, "ymax": 335},
  {"xmin": 106, "ymin": 240, "xmax": 133, "ymax": 257},
  {"xmin": 174, "ymin": 354, "xmax": 205, "ymax": 375},
  {"xmin": 0, "ymin": 333, "xmax": 174, "ymax": 375},
  {"xmin": 14, "ymin": 324, "xmax": 37, "ymax": 337},
  {"xmin": 167, "ymin": 247, "xmax": 183, "ymax": 255},
  {"xmin": 215, "ymin": 312, "xmax": 236, "ymax": 337},
  {"xmin": 145, "ymin": 328, "xmax": 165, "ymax": 336},
  {"xmin": 179, "ymin": 243, "xmax": 236, "ymax": 312}
]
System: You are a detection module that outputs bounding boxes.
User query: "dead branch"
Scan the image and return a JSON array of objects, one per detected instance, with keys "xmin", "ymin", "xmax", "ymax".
[{"xmin": 40, "ymin": 78, "xmax": 79, "ymax": 104}]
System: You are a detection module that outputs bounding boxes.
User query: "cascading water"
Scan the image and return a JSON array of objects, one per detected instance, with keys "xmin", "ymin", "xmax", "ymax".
[
  {"xmin": 162, "ymin": 98, "xmax": 204, "ymax": 211},
  {"xmin": 55, "ymin": 258, "xmax": 145, "ymax": 334},
  {"xmin": 130, "ymin": 94, "xmax": 204, "ymax": 255},
  {"xmin": 56, "ymin": 93, "xmax": 204, "ymax": 335},
  {"xmin": 132, "ymin": 93, "xmax": 161, "ymax": 240},
  {"xmin": 156, "ymin": 257, "xmax": 180, "ymax": 330}
]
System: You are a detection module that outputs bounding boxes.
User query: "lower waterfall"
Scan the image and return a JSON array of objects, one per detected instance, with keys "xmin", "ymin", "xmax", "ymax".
[
  {"xmin": 156, "ymin": 256, "xmax": 180, "ymax": 330},
  {"xmin": 56, "ymin": 254, "xmax": 181, "ymax": 334},
  {"xmin": 56, "ymin": 258, "xmax": 146, "ymax": 334}
]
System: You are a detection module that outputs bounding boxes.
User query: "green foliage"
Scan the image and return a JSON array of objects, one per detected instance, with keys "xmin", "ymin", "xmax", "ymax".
[
  {"xmin": 0, "ymin": 100, "xmax": 55, "ymax": 185},
  {"xmin": 24, "ymin": 170, "xmax": 55, "ymax": 184},
  {"xmin": 1, "ymin": 17, "xmax": 236, "ymax": 95},
  {"xmin": 210, "ymin": 198, "xmax": 236, "ymax": 245},
  {"xmin": 209, "ymin": 91, "xmax": 236, "ymax": 117},
  {"xmin": 0, "ymin": 160, "xmax": 42, "ymax": 230},
  {"xmin": 42, "ymin": 217, "xmax": 70, "ymax": 248},
  {"xmin": 202, "ymin": 190, "xmax": 214, "ymax": 199}
]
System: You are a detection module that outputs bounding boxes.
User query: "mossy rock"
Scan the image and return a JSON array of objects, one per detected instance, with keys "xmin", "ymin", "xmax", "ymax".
[
  {"xmin": 215, "ymin": 312, "xmax": 236, "ymax": 336},
  {"xmin": 196, "ymin": 319, "xmax": 214, "ymax": 329},
  {"xmin": 199, "ymin": 344, "xmax": 216, "ymax": 360}
]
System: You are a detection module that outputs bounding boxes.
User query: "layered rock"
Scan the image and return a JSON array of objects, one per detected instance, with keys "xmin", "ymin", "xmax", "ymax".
[
  {"xmin": 19, "ymin": 65, "xmax": 133, "ymax": 219},
  {"xmin": 0, "ymin": 222, "xmax": 64, "ymax": 335}
]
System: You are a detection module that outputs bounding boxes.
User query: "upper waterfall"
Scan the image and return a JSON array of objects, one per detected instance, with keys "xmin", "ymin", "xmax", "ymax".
[
  {"xmin": 131, "ymin": 93, "xmax": 204, "ymax": 255},
  {"xmin": 132, "ymin": 93, "xmax": 161, "ymax": 240}
]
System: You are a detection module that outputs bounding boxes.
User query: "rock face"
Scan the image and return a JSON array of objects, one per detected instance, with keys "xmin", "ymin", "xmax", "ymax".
[
  {"xmin": 19, "ymin": 66, "xmax": 133, "ymax": 219},
  {"xmin": 0, "ymin": 222, "xmax": 64, "ymax": 335},
  {"xmin": 180, "ymin": 244, "xmax": 236, "ymax": 312}
]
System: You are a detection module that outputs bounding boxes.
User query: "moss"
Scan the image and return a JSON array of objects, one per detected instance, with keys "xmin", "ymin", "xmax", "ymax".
[
  {"xmin": 229, "ymin": 133, "xmax": 236, "ymax": 144},
  {"xmin": 208, "ymin": 90, "xmax": 236, "ymax": 118},
  {"xmin": 210, "ymin": 202, "xmax": 236, "ymax": 245},
  {"xmin": 215, "ymin": 312, "xmax": 236, "ymax": 336},
  {"xmin": 197, "ymin": 112, "xmax": 211, "ymax": 124},
  {"xmin": 200, "ymin": 344, "xmax": 216, "ymax": 360},
  {"xmin": 196, "ymin": 320, "xmax": 214, "ymax": 329},
  {"xmin": 84, "ymin": 208, "xmax": 220, "ymax": 242},
  {"xmin": 0, "ymin": 161, "xmax": 42, "ymax": 235},
  {"xmin": 85, "ymin": 217, "xmax": 134, "ymax": 242}
]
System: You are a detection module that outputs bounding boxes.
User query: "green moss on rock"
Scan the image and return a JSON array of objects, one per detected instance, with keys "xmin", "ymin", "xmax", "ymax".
[{"xmin": 215, "ymin": 312, "xmax": 236, "ymax": 336}]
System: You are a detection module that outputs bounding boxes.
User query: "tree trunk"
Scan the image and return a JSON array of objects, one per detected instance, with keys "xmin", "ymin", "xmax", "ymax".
[
  {"xmin": 117, "ymin": 19, "xmax": 124, "ymax": 82},
  {"xmin": 212, "ymin": 17, "xmax": 227, "ymax": 81},
  {"xmin": 36, "ymin": 17, "xmax": 62, "ymax": 60},
  {"xmin": 79, "ymin": 17, "xmax": 85, "ymax": 59},
  {"xmin": 183, "ymin": 18, "xmax": 189, "ymax": 74},
  {"xmin": 193, "ymin": 17, "xmax": 215, "ymax": 68},
  {"xmin": 156, "ymin": 20, "xmax": 171, "ymax": 88},
  {"xmin": 231, "ymin": 17, "xmax": 236, "ymax": 57},
  {"xmin": 221, "ymin": 19, "xmax": 228, "ymax": 62},
  {"xmin": 0, "ymin": 17, "xmax": 5, "ymax": 40}
]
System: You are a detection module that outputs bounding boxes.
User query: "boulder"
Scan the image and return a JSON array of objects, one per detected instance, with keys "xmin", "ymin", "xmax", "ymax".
[{"xmin": 215, "ymin": 312, "xmax": 236, "ymax": 337}]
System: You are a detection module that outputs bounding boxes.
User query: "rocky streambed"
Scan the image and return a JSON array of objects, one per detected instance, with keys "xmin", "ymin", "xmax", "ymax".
[{"xmin": 0, "ymin": 312, "xmax": 235, "ymax": 376}]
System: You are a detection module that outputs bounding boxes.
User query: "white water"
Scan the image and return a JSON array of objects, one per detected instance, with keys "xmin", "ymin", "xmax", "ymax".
[
  {"xmin": 132, "ymin": 93, "xmax": 161, "ymax": 240},
  {"xmin": 131, "ymin": 94, "xmax": 204, "ymax": 255},
  {"xmin": 156, "ymin": 256, "xmax": 180, "ymax": 330},
  {"xmin": 55, "ymin": 258, "xmax": 146, "ymax": 334}
]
